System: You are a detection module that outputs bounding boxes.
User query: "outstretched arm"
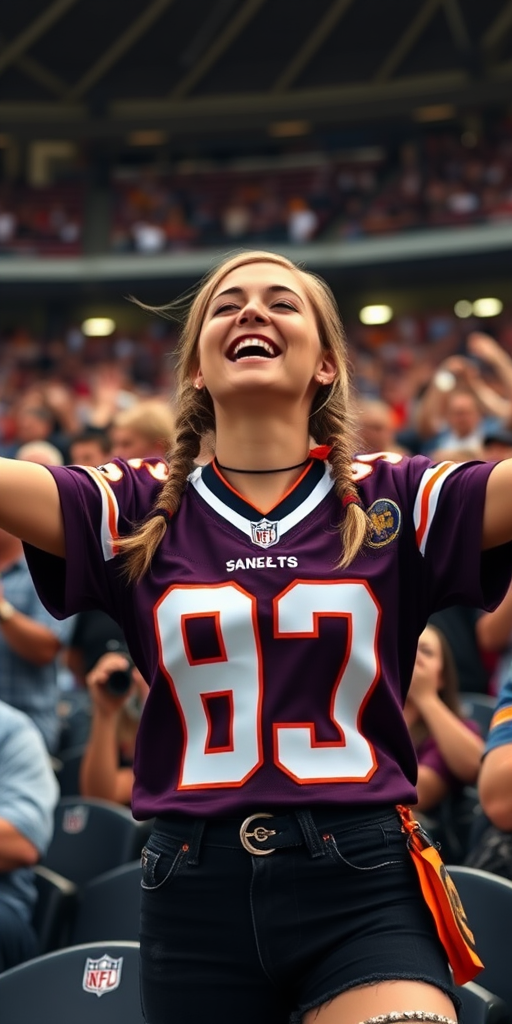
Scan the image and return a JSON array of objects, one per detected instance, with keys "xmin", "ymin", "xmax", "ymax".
[{"xmin": 0, "ymin": 458, "xmax": 64, "ymax": 556}]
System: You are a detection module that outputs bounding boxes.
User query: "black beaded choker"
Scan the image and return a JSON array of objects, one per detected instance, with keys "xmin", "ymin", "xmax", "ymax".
[{"xmin": 214, "ymin": 456, "xmax": 310, "ymax": 475}]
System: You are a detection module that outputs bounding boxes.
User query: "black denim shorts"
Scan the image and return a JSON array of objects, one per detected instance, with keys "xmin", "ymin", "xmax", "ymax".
[{"xmin": 138, "ymin": 804, "xmax": 457, "ymax": 1024}]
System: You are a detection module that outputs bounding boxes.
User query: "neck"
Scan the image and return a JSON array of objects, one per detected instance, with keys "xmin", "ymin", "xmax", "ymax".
[{"xmin": 213, "ymin": 413, "xmax": 311, "ymax": 511}]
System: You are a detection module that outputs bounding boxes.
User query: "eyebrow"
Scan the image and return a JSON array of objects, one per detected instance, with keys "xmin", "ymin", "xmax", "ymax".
[{"xmin": 212, "ymin": 285, "xmax": 304, "ymax": 304}]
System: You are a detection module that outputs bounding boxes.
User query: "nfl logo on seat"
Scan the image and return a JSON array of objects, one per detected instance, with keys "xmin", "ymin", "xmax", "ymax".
[
  {"xmin": 83, "ymin": 954, "xmax": 123, "ymax": 996},
  {"xmin": 250, "ymin": 518, "xmax": 279, "ymax": 549}
]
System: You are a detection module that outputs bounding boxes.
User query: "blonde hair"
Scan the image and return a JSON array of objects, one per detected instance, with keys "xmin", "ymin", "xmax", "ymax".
[
  {"xmin": 113, "ymin": 398, "xmax": 175, "ymax": 450},
  {"xmin": 119, "ymin": 250, "xmax": 370, "ymax": 580}
]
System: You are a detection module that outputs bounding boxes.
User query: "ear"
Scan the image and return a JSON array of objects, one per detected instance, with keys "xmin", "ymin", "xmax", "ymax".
[
  {"xmin": 191, "ymin": 365, "xmax": 205, "ymax": 390},
  {"xmin": 314, "ymin": 349, "xmax": 337, "ymax": 386}
]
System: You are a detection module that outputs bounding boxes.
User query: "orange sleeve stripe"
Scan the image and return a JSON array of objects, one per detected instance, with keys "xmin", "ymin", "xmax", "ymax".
[
  {"xmin": 416, "ymin": 462, "xmax": 453, "ymax": 550},
  {"xmin": 490, "ymin": 706, "xmax": 512, "ymax": 730}
]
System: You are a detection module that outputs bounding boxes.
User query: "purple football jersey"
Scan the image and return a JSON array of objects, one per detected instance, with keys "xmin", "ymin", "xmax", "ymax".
[{"xmin": 25, "ymin": 451, "xmax": 511, "ymax": 819}]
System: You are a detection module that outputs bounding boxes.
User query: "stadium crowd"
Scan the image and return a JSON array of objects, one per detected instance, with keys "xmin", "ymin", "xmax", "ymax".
[{"xmin": 2, "ymin": 119, "xmax": 512, "ymax": 256}]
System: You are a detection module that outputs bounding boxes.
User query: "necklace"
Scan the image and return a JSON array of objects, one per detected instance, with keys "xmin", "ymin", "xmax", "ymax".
[{"xmin": 214, "ymin": 457, "xmax": 310, "ymax": 475}]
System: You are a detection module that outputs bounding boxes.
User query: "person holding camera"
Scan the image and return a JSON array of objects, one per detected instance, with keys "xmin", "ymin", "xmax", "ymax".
[{"xmin": 79, "ymin": 648, "xmax": 147, "ymax": 806}]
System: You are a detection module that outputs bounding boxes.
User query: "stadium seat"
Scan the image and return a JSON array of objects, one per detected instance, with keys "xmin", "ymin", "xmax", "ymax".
[
  {"xmin": 53, "ymin": 743, "xmax": 87, "ymax": 797},
  {"xmin": 456, "ymin": 980, "xmax": 511, "ymax": 1024},
  {"xmin": 447, "ymin": 864, "xmax": 512, "ymax": 1012},
  {"xmin": 41, "ymin": 797, "xmax": 148, "ymax": 885},
  {"xmin": 32, "ymin": 864, "xmax": 77, "ymax": 954},
  {"xmin": 0, "ymin": 941, "xmax": 143, "ymax": 1024},
  {"xmin": 460, "ymin": 693, "xmax": 497, "ymax": 739},
  {"xmin": 71, "ymin": 860, "xmax": 141, "ymax": 945}
]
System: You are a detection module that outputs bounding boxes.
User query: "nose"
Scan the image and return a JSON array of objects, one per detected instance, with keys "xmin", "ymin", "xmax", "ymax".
[{"xmin": 236, "ymin": 298, "xmax": 270, "ymax": 326}]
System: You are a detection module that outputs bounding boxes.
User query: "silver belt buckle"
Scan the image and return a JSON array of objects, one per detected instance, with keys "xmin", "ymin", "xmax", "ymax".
[{"xmin": 240, "ymin": 813, "xmax": 276, "ymax": 855}]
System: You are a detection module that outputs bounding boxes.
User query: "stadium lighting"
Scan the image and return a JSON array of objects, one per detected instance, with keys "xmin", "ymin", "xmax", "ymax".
[
  {"xmin": 359, "ymin": 304, "xmax": 393, "ymax": 325},
  {"xmin": 81, "ymin": 317, "xmax": 116, "ymax": 337},
  {"xmin": 454, "ymin": 300, "xmax": 473, "ymax": 318},
  {"xmin": 472, "ymin": 297, "xmax": 503, "ymax": 318}
]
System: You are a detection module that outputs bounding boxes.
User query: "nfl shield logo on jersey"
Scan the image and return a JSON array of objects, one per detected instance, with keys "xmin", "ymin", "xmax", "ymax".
[
  {"xmin": 250, "ymin": 518, "xmax": 279, "ymax": 549},
  {"xmin": 83, "ymin": 954, "xmax": 123, "ymax": 997}
]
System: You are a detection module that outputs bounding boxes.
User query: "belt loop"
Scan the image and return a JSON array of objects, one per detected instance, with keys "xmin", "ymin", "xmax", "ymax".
[
  {"xmin": 186, "ymin": 819, "xmax": 205, "ymax": 866},
  {"xmin": 294, "ymin": 809, "xmax": 325, "ymax": 858}
]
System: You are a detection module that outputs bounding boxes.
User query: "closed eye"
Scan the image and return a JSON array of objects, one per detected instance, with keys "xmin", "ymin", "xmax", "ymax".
[
  {"xmin": 272, "ymin": 300, "xmax": 297, "ymax": 311},
  {"xmin": 213, "ymin": 303, "xmax": 240, "ymax": 315}
]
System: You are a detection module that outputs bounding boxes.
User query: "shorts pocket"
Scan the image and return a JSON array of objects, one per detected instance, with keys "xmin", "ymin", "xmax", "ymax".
[
  {"xmin": 140, "ymin": 835, "xmax": 189, "ymax": 891},
  {"xmin": 325, "ymin": 814, "xmax": 409, "ymax": 872}
]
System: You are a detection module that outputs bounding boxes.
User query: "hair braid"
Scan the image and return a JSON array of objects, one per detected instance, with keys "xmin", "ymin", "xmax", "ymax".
[
  {"xmin": 310, "ymin": 380, "xmax": 371, "ymax": 568},
  {"xmin": 117, "ymin": 382, "xmax": 214, "ymax": 581}
]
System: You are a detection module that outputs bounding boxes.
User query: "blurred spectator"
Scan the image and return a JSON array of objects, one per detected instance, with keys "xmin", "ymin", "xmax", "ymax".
[
  {"xmin": 15, "ymin": 441, "xmax": 64, "ymax": 466},
  {"xmin": 79, "ymin": 650, "xmax": 147, "ymax": 806},
  {"xmin": 68, "ymin": 427, "xmax": 111, "ymax": 467},
  {"xmin": 355, "ymin": 398, "xmax": 410, "ymax": 455},
  {"xmin": 477, "ymin": 676, "xmax": 512, "ymax": 832},
  {"xmin": 404, "ymin": 624, "xmax": 483, "ymax": 815},
  {"xmin": 0, "ymin": 526, "xmax": 75, "ymax": 754},
  {"xmin": 481, "ymin": 427, "xmax": 512, "ymax": 462},
  {"xmin": 110, "ymin": 398, "xmax": 175, "ymax": 461},
  {"xmin": 0, "ymin": 699, "xmax": 58, "ymax": 971},
  {"xmin": 476, "ymin": 578, "xmax": 512, "ymax": 696}
]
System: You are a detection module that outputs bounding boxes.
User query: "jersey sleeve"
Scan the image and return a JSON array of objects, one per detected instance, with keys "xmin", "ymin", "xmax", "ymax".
[
  {"xmin": 401, "ymin": 456, "xmax": 512, "ymax": 613},
  {"xmin": 23, "ymin": 458, "xmax": 168, "ymax": 621},
  {"xmin": 484, "ymin": 677, "xmax": 512, "ymax": 754}
]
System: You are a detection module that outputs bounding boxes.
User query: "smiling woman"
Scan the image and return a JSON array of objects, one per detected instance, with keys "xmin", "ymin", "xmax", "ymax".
[{"xmin": 3, "ymin": 249, "xmax": 512, "ymax": 1024}]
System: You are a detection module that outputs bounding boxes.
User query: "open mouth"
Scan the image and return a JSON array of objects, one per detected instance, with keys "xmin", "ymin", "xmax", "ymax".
[{"xmin": 227, "ymin": 337, "xmax": 281, "ymax": 361}]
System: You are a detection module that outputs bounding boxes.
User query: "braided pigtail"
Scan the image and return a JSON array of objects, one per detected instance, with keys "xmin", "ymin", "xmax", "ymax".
[
  {"xmin": 309, "ymin": 350, "xmax": 371, "ymax": 568},
  {"xmin": 118, "ymin": 381, "xmax": 215, "ymax": 582}
]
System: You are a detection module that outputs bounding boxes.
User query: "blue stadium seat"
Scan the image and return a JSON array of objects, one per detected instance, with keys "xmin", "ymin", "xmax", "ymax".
[
  {"xmin": 0, "ymin": 941, "xmax": 143, "ymax": 1024},
  {"xmin": 447, "ymin": 864, "xmax": 512, "ymax": 1013},
  {"xmin": 71, "ymin": 860, "xmax": 141, "ymax": 945},
  {"xmin": 41, "ymin": 797, "xmax": 147, "ymax": 885}
]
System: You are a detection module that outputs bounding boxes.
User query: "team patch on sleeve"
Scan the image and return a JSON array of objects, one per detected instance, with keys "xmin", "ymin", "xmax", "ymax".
[
  {"xmin": 83, "ymin": 466, "xmax": 121, "ymax": 561},
  {"xmin": 413, "ymin": 461, "xmax": 461, "ymax": 555}
]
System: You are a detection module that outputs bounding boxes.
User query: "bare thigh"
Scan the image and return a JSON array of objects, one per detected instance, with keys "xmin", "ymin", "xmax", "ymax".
[{"xmin": 303, "ymin": 980, "xmax": 457, "ymax": 1024}]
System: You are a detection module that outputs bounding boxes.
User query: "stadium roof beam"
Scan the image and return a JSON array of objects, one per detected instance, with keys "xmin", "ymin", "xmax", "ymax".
[
  {"xmin": 483, "ymin": 0, "xmax": 512, "ymax": 50},
  {"xmin": 374, "ymin": 0, "xmax": 444, "ymax": 83},
  {"xmin": 443, "ymin": 0, "xmax": 472, "ymax": 51},
  {"xmin": 64, "ymin": 0, "xmax": 176, "ymax": 102},
  {"xmin": 0, "ymin": 0, "xmax": 78, "ymax": 76},
  {"xmin": 272, "ymin": 0, "xmax": 356, "ymax": 93},
  {"xmin": 0, "ymin": 34, "xmax": 68, "ymax": 98},
  {"xmin": 169, "ymin": 0, "xmax": 269, "ymax": 99}
]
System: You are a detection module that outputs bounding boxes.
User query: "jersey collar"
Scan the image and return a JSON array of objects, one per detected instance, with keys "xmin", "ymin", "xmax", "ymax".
[{"xmin": 189, "ymin": 457, "xmax": 334, "ymax": 543}]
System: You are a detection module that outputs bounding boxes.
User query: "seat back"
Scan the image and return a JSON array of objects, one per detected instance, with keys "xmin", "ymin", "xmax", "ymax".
[
  {"xmin": 456, "ymin": 980, "xmax": 511, "ymax": 1024},
  {"xmin": 42, "ymin": 797, "xmax": 147, "ymax": 885},
  {"xmin": 447, "ymin": 864, "xmax": 512, "ymax": 1011},
  {"xmin": 0, "ymin": 941, "xmax": 143, "ymax": 1024},
  {"xmin": 32, "ymin": 864, "xmax": 77, "ymax": 954},
  {"xmin": 54, "ymin": 744, "xmax": 87, "ymax": 797},
  {"xmin": 71, "ymin": 860, "xmax": 141, "ymax": 945},
  {"xmin": 460, "ymin": 693, "xmax": 497, "ymax": 739}
]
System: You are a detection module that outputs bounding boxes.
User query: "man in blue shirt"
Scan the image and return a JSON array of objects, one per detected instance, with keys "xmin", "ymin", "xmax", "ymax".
[
  {"xmin": 479, "ymin": 673, "xmax": 512, "ymax": 831},
  {"xmin": 0, "ymin": 699, "xmax": 58, "ymax": 971},
  {"xmin": 0, "ymin": 526, "xmax": 75, "ymax": 754}
]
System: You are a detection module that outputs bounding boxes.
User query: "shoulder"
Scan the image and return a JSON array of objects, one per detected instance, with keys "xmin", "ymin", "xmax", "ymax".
[
  {"xmin": 0, "ymin": 699, "xmax": 47, "ymax": 756},
  {"xmin": 52, "ymin": 457, "xmax": 169, "ymax": 523}
]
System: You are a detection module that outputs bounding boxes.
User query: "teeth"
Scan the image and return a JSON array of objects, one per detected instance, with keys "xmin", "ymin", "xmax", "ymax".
[{"xmin": 232, "ymin": 338, "xmax": 276, "ymax": 358}]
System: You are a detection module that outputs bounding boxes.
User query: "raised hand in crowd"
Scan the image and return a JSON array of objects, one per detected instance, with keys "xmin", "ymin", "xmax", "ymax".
[{"xmin": 79, "ymin": 650, "xmax": 146, "ymax": 806}]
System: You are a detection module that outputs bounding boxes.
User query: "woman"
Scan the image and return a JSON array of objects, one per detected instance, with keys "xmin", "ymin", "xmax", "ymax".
[
  {"xmin": 3, "ymin": 250, "xmax": 512, "ymax": 1024},
  {"xmin": 405, "ymin": 625, "xmax": 484, "ymax": 814}
]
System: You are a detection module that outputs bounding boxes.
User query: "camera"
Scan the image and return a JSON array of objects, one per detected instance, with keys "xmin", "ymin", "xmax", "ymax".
[{"xmin": 104, "ymin": 639, "xmax": 134, "ymax": 696}]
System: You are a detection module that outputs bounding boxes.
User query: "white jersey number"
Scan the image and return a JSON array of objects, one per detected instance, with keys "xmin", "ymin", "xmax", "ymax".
[{"xmin": 155, "ymin": 581, "xmax": 379, "ymax": 789}]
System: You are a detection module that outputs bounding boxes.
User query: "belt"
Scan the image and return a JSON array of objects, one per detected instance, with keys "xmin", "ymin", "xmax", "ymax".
[{"xmin": 154, "ymin": 804, "xmax": 397, "ymax": 860}]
